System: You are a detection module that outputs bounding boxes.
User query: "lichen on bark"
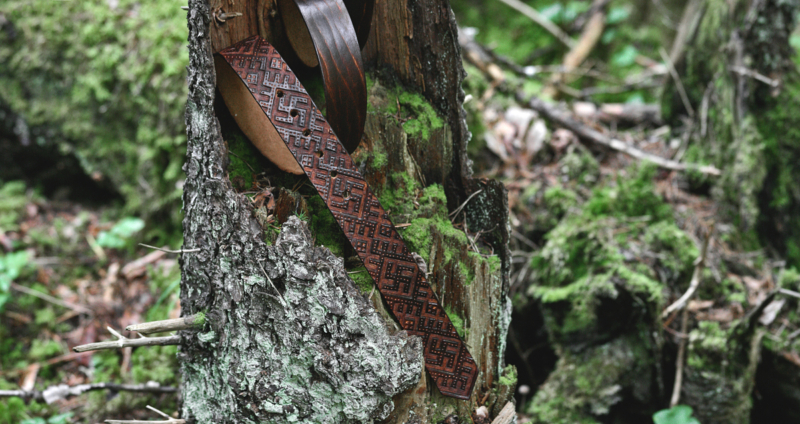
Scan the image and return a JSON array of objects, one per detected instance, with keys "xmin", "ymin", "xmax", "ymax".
[{"xmin": 181, "ymin": 218, "xmax": 422, "ymax": 423}]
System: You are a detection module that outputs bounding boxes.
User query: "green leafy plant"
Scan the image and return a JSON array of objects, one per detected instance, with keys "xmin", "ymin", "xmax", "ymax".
[
  {"xmin": 0, "ymin": 181, "xmax": 29, "ymax": 232},
  {"xmin": 96, "ymin": 217, "xmax": 145, "ymax": 249},
  {"xmin": 0, "ymin": 250, "xmax": 30, "ymax": 311},
  {"xmin": 20, "ymin": 412, "xmax": 73, "ymax": 424},
  {"xmin": 653, "ymin": 405, "xmax": 700, "ymax": 424}
]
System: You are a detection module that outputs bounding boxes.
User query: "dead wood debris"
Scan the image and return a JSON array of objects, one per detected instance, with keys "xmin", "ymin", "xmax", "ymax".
[
  {"xmin": 667, "ymin": 223, "xmax": 713, "ymax": 407},
  {"xmin": 519, "ymin": 95, "xmax": 721, "ymax": 176},
  {"xmin": 0, "ymin": 381, "xmax": 177, "ymax": 404},
  {"xmin": 458, "ymin": 30, "xmax": 719, "ymax": 176}
]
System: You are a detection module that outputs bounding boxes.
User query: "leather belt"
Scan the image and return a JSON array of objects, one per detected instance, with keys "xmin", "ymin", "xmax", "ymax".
[
  {"xmin": 214, "ymin": 35, "xmax": 478, "ymax": 400},
  {"xmin": 277, "ymin": 0, "xmax": 367, "ymax": 154}
]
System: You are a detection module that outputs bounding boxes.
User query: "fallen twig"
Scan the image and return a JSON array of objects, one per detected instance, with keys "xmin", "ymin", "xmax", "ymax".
[
  {"xmin": 545, "ymin": 0, "xmax": 605, "ymax": 97},
  {"xmin": 662, "ymin": 222, "xmax": 715, "ymax": 318},
  {"xmin": 139, "ymin": 243, "xmax": 201, "ymax": 254},
  {"xmin": 106, "ymin": 405, "xmax": 185, "ymax": 424},
  {"xmin": 670, "ymin": 298, "xmax": 691, "ymax": 407},
  {"xmin": 449, "ymin": 189, "xmax": 483, "ymax": 220},
  {"xmin": 667, "ymin": 222, "xmax": 713, "ymax": 407},
  {"xmin": 778, "ymin": 288, "xmax": 800, "ymax": 300},
  {"xmin": 518, "ymin": 94, "xmax": 721, "ymax": 176},
  {"xmin": 73, "ymin": 327, "xmax": 180, "ymax": 353},
  {"xmin": 0, "ymin": 381, "xmax": 177, "ymax": 404},
  {"xmin": 574, "ymin": 102, "xmax": 662, "ymax": 126},
  {"xmin": 729, "ymin": 66, "xmax": 780, "ymax": 87},
  {"xmin": 10, "ymin": 283, "xmax": 92, "ymax": 315},
  {"xmin": 494, "ymin": 0, "xmax": 576, "ymax": 49},
  {"xmin": 659, "ymin": 47, "xmax": 695, "ymax": 117}
]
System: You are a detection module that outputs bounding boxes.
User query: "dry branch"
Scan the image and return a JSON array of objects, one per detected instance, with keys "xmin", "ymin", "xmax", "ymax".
[
  {"xmin": 10, "ymin": 283, "xmax": 92, "ymax": 315},
  {"xmin": 666, "ymin": 223, "xmax": 713, "ymax": 407},
  {"xmin": 73, "ymin": 327, "xmax": 180, "ymax": 352},
  {"xmin": 0, "ymin": 381, "xmax": 177, "ymax": 404},
  {"xmin": 105, "ymin": 405, "xmax": 185, "ymax": 424},
  {"xmin": 545, "ymin": 0, "xmax": 605, "ymax": 97},
  {"xmin": 126, "ymin": 314, "xmax": 203, "ymax": 335},
  {"xmin": 494, "ymin": 0, "xmax": 576, "ymax": 49},
  {"xmin": 138, "ymin": 243, "xmax": 201, "ymax": 254},
  {"xmin": 658, "ymin": 48, "xmax": 695, "ymax": 117},
  {"xmin": 518, "ymin": 95, "xmax": 721, "ymax": 176}
]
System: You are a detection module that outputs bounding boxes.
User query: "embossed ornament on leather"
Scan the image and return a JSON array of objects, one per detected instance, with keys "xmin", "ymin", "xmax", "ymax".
[{"xmin": 215, "ymin": 35, "xmax": 478, "ymax": 400}]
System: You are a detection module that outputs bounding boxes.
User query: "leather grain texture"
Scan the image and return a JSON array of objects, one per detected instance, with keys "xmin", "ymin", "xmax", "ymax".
[{"xmin": 216, "ymin": 35, "xmax": 478, "ymax": 400}]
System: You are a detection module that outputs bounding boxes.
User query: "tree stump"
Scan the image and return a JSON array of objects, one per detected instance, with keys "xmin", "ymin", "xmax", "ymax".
[{"xmin": 180, "ymin": 0, "xmax": 513, "ymax": 422}]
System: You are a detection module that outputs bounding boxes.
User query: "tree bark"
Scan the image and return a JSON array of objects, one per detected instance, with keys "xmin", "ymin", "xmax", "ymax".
[{"xmin": 180, "ymin": 0, "xmax": 513, "ymax": 422}]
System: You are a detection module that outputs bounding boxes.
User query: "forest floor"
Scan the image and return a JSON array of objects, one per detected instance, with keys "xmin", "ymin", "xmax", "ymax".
[{"xmin": 0, "ymin": 189, "xmax": 182, "ymax": 423}]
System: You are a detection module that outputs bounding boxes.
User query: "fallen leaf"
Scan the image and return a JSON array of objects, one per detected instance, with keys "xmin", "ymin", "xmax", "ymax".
[
  {"xmin": 759, "ymin": 298, "xmax": 786, "ymax": 326},
  {"xmin": 687, "ymin": 300, "xmax": 714, "ymax": 311}
]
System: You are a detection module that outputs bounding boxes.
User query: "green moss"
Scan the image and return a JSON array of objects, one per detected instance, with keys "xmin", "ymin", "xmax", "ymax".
[
  {"xmin": 0, "ymin": 0, "xmax": 188, "ymax": 226},
  {"xmin": 0, "ymin": 181, "xmax": 31, "ymax": 232},
  {"xmin": 445, "ymin": 305, "xmax": 467, "ymax": 339},
  {"xmin": 544, "ymin": 186, "xmax": 579, "ymax": 216},
  {"xmin": 755, "ymin": 75, "xmax": 800, "ymax": 266},
  {"xmin": 459, "ymin": 261, "xmax": 474, "ymax": 286},
  {"xmin": 0, "ymin": 396, "xmax": 26, "ymax": 423},
  {"xmin": 303, "ymin": 195, "xmax": 348, "ymax": 258},
  {"xmin": 349, "ymin": 268, "xmax": 375, "ymax": 294},
  {"xmin": 498, "ymin": 364, "xmax": 518, "ymax": 387},
  {"xmin": 527, "ymin": 336, "xmax": 649, "ymax": 423},
  {"xmin": 687, "ymin": 321, "xmax": 730, "ymax": 371},
  {"xmin": 558, "ymin": 150, "xmax": 600, "ymax": 186},
  {"xmin": 396, "ymin": 183, "xmax": 473, "ymax": 269},
  {"xmin": 226, "ymin": 132, "xmax": 265, "ymax": 191},
  {"xmin": 372, "ymin": 150, "xmax": 388, "ymax": 169},
  {"xmin": 585, "ymin": 164, "xmax": 671, "ymax": 221},
  {"xmin": 28, "ymin": 339, "xmax": 63, "ymax": 361},
  {"xmin": 528, "ymin": 165, "xmax": 696, "ymax": 342},
  {"xmin": 780, "ymin": 267, "xmax": 800, "ymax": 289},
  {"xmin": 193, "ymin": 311, "xmax": 206, "ymax": 326},
  {"xmin": 377, "ymin": 172, "xmax": 420, "ymax": 217},
  {"xmin": 131, "ymin": 345, "xmax": 178, "ymax": 385},
  {"xmin": 382, "ymin": 88, "xmax": 444, "ymax": 141}
]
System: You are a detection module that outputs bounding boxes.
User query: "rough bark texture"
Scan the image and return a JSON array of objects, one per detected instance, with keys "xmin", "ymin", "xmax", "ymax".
[{"xmin": 182, "ymin": 0, "xmax": 513, "ymax": 422}]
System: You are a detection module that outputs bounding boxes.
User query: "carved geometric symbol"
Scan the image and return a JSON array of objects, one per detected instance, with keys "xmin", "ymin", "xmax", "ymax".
[{"xmin": 218, "ymin": 36, "xmax": 478, "ymax": 400}]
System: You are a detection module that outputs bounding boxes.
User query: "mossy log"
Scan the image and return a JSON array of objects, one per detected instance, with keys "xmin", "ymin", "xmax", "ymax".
[
  {"xmin": 660, "ymin": 0, "xmax": 798, "ymax": 421},
  {"xmin": 662, "ymin": 0, "xmax": 799, "ymax": 262},
  {"xmin": 181, "ymin": 0, "xmax": 512, "ymax": 422}
]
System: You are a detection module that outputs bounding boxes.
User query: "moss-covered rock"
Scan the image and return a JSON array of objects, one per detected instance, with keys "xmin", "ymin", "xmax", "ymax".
[
  {"xmin": 682, "ymin": 321, "xmax": 763, "ymax": 424},
  {"xmin": 527, "ymin": 335, "xmax": 655, "ymax": 423},
  {"xmin": 523, "ymin": 164, "xmax": 700, "ymax": 421},
  {"xmin": 662, "ymin": 0, "xmax": 800, "ymax": 265},
  {"xmin": 528, "ymin": 165, "xmax": 694, "ymax": 345}
]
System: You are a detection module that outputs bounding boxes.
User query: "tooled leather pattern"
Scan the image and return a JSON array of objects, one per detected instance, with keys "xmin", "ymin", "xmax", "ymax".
[{"xmin": 219, "ymin": 35, "xmax": 477, "ymax": 399}]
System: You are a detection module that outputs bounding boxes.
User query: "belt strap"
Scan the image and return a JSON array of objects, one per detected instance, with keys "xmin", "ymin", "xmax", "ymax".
[
  {"xmin": 278, "ymin": 0, "xmax": 367, "ymax": 154},
  {"xmin": 215, "ymin": 35, "xmax": 478, "ymax": 400}
]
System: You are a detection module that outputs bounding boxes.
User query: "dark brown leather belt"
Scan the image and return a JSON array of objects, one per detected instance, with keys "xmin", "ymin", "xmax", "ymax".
[
  {"xmin": 214, "ymin": 35, "xmax": 478, "ymax": 400},
  {"xmin": 277, "ymin": 0, "xmax": 367, "ymax": 154}
]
